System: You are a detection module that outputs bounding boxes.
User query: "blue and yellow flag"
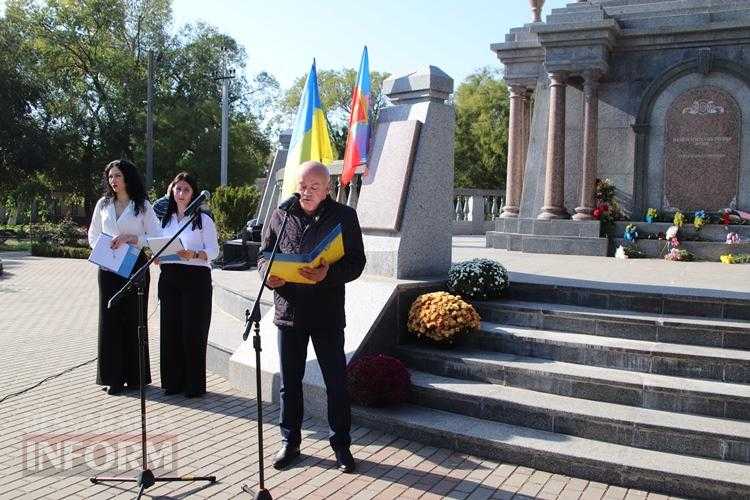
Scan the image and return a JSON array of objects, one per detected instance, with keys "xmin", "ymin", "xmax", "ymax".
[{"xmin": 281, "ymin": 60, "xmax": 335, "ymax": 198}]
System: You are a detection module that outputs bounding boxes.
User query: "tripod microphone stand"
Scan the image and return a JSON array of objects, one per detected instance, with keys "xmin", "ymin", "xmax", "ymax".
[
  {"xmin": 240, "ymin": 198, "xmax": 297, "ymax": 500},
  {"xmin": 90, "ymin": 201, "xmax": 217, "ymax": 499}
]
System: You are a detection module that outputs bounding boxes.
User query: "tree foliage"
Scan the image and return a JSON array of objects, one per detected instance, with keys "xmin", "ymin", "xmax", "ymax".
[
  {"xmin": 453, "ymin": 67, "xmax": 509, "ymax": 190},
  {"xmin": 1, "ymin": 0, "xmax": 272, "ymax": 218}
]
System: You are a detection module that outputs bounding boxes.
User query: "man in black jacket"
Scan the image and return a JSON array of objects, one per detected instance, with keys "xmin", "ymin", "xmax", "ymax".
[{"xmin": 258, "ymin": 161, "xmax": 366, "ymax": 473}]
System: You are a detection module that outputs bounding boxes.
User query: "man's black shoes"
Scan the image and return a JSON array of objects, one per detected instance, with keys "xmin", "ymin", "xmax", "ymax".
[
  {"xmin": 334, "ymin": 448, "xmax": 355, "ymax": 473},
  {"xmin": 273, "ymin": 444, "xmax": 300, "ymax": 470}
]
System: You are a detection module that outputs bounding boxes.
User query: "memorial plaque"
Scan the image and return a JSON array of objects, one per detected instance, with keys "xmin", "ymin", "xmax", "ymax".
[
  {"xmin": 663, "ymin": 86, "xmax": 741, "ymax": 211},
  {"xmin": 356, "ymin": 120, "xmax": 421, "ymax": 232}
]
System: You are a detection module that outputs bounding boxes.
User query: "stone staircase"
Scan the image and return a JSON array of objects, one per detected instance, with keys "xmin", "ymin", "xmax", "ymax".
[{"xmin": 362, "ymin": 283, "xmax": 750, "ymax": 499}]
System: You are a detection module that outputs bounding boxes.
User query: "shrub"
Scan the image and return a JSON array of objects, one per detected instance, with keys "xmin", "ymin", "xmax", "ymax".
[
  {"xmin": 346, "ymin": 354, "xmax": 410, "ymax": 407},
  {"xmin": 407, "ymin": 291, "xmax": 481, "ymax": 344},
  {"xmin": 31, "ymin": 243, "xmax": 90, "ymax": 259},
  {"xmin": 209, "ymin": 185, "xmax": 261, "ymax": 241},
  {"xmin": 447, "ymin": 258, "xmax": 509, "ymax": 300}
]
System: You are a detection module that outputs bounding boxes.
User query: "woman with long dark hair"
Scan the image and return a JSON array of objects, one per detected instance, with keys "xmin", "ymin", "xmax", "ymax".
[
  {"xmin": 87, "ymin": 159, "xmax": 161, "ymax": 395},
  {"xmin": 157, "ymin": 172, "xmax": 219, "ymax": 398}
]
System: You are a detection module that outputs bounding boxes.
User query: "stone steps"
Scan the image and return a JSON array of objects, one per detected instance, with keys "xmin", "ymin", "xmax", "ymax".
[
  {"xmin": 502, "ymin": 281, "xmax": 750, "ymax": 320},
  {"xmin": 548, "ymin": 2, "xmax": 750, "ymax": 32},
  {"xmin": 474, "ymin": 300, "xmax": 750, "ymax": 350},
  {"xmin": 550, "ymin": 0, "xmax": 750, "ymax": 20},
  {"xmin": 353, "ymin": 404, "xmax": 750, "ymax": 499},
  {"xmin": 613, "ymin": 221, "xmax": 750, "ymax": 241},
  {"xmin": 407, "ymin": 370, "xmax": 750, "ymax": 463},
  {"xmin": 394, "ymin": 345, "xmax": 750, "ymax": 420},
  {"xmin": 612, "ymin": 238, "xmax": 750, "ymax": 261},
  {"xmin": 467, "ymin": 322, "xmax": 750, "ymax": 383}
]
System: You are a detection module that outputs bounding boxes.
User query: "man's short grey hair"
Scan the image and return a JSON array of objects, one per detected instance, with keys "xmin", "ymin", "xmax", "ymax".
[{"xmin": 298, "ymin": 161, "xmax": 330, "ymax": 183}]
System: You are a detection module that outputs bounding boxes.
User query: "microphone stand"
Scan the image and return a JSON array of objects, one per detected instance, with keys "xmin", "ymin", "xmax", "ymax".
[
  {"xmin": 90, "ymin": 206, "xmax": 217, "ymax": 499},
  {"xmin": 240, "ymin": 207, "xmax": 293, "ymax": 500}
]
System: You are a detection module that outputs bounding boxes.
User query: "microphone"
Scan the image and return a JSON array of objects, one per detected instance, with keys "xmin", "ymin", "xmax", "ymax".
[
  {"xmin": 278, "ymin": 193, "xmax": 300, "ymax": 212},
  {"xmin": 185, "ymin": 190, "xmax": 210, "ymax": 216}
]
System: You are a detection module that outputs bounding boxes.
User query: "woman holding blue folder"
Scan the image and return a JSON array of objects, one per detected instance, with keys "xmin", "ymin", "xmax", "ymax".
[
  {"xmin": 87, "ymin": 159, "xmax": 161, "ymax": 395},
  {"xmin": 156, "ymin": 172, "xmax": 219, "ymax": 398}
]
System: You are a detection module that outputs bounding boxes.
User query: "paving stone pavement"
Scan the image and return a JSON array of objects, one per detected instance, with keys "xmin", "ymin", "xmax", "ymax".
[{"xmin": 0, "ymin": 253, "xmax": 682, "ymax": 499}]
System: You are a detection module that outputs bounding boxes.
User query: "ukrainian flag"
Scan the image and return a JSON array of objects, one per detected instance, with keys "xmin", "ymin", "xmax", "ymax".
[{"xmin": 281, "ymin": 59, "xmax": 335, "ymax": 199}]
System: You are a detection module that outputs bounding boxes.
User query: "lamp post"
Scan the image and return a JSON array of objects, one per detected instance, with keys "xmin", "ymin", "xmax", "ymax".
[
  {"xmin": 216, "ymin": 47, "xmax": 236, "ymax": 186},
  {"xmin": 146, "ymin": 50, "xmax": 155, "ymax": 188}
]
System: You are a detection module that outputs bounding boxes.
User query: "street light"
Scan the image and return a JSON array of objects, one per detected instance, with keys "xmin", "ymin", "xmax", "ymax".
[{"xmin": 215, "ymin": 46, "xmax": 236, "ymax": 187}]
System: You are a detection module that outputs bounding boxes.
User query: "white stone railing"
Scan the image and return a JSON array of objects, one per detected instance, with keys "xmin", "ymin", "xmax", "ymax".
[
  {"xmin": 263, "ymin": 166, "xmax": 501, "ymax": 236},
  {"xmin": 453, "ymin": 188, "xmax": 503, "ymax": 235}
]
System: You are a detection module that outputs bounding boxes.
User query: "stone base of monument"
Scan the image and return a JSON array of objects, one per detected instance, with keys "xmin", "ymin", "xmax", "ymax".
[
  {"xmin": 612, "ymin": 238, "xmax": 750, "ymax": 260},
  {"xmin": 611, "ymin": 221, "xmax": 750, "ymax": 260},
  {"xmin": 486, "ymin": 218, "xmax": 609, "ymax": 256},
  {"xmin": 613, "ymin": 221, "xmax": 750, "ymax": 242}
]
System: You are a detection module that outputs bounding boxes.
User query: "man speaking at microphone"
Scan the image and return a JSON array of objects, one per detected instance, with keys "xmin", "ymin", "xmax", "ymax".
[{"xmin": 258, "ymin": 160, "xmax": 366, "ymax": 473}]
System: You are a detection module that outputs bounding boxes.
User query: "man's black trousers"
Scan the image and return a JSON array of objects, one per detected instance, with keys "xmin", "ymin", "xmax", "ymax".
[{"xmin": 277, "ymin": 326, "xmax": 351, "ymax": 450}]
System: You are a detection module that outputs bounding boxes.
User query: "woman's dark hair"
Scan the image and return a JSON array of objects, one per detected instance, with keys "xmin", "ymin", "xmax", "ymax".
[
  {"xmin": 162, "ymin": 171, "xmax": 203, "ymax": 230},
  {"xmin": 102, "ymin": 159, "xmax": 147, "ymax": 216}
]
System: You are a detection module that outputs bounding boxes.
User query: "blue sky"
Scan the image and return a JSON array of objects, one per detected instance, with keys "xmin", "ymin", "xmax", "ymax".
[
  {"xmin": 0, "ymin": 0, "xmax": 570, "ymax": 89},
  {"xmin": 171, "ymin": 0, "xmax": 571, "ymax": 90}
]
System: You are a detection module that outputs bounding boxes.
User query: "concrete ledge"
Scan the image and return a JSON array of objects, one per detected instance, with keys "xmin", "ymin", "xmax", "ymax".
[
  {"xmin": 487, "ymin": 231, "xmax": 608, "ymax": 256},
  {"xmin": 494, "ymin": 218, "xmax": 601, "ymax": 238}
]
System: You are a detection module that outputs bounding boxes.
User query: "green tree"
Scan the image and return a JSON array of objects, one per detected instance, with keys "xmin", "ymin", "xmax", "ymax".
[
  {"xmin": 453, "ymin": 67, "xmax": 509, "ymax": 190},
  {"xmin": 281, "ymin": 68, "xmax": 390, "ymax": 156},
  {"xmin": 144, "ymin": 23, "xmax": 271, "ymax": 193},
  {"xmin": 3, "ymin": 0, "xmax": 273, "ymax": 218},
  {"xmin": 0, "ymin": 15, "xmax": 50, "ymax": 198},
  {"xmin": 5, "ymin": 0, "xmax": 174, "ymax": 214}
]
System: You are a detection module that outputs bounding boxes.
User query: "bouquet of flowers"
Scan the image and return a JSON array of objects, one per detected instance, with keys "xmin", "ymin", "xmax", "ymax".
[
  {"xmin": 721, "ymin": 254, "xmax": 750, "ymax": 264},
  {"xmin": 407, "ymin": 291, "xmax": 481, "ymax": 345},
  {"xmin": 727, "ymin": 232, "xmax": 741, "ymax": 244},
  {"xmin": 623, "ymin": 224, "xmax": 638, "ymax": 242},
  {"xmin": 645, "ymin": 208, "xmax": 658, "ymax": 223},
  {"xmin": 665, "ymin": 225, "xmax": 680, "ymax": 247},
  {"xmin": 722, "ymin": 210, "xmax": 732, "ymax": 226},
  {"xmin": 447, "ymin": 258, "xmax": 509, "ymax": 300},
  {"xmin": 693, "ymin": 210, "xmax": 708, "ymax": 231},
  {"xmin": 665, "ymin": 248, "xmax": 695, "ymax": 262},
  {"xmin": 673, "ymin": 211, "xmax": 685, "ymax": 228},
  {"xmin": 593, "ymin": 203, "xmax": 609, "ymax": 220},
  {"xmin": 615, "ymin": 244, "xmax": 646, "ymax": 259},
  {"xmin": 346, "ymin": 354, "xmax": 411, "ymax": 407}
]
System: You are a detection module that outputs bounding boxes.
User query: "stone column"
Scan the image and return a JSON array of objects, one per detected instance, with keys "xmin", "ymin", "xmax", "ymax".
[
  {"xmin": 573, "ymin": 71, "xmax": 600, "ymax": 220},
  {"xmin": 538, "ymin": 71, "xmax": 569, "ymax": 220},
  {"xmin": 521, "ymin": 90, "xmax": 532, "ymax": 179},
  {"xmin": 500, "ymin": 85, "xmax": 527, "ymax": 218}
]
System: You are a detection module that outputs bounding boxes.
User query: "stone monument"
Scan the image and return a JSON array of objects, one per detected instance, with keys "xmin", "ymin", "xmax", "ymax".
[
  {"xmin": 487, "ymin": 0, "xmax": 750, "ymax": 255},
  {"xmin": 358, "ymin": 65, "xmax": 455, "ymax": 278}
]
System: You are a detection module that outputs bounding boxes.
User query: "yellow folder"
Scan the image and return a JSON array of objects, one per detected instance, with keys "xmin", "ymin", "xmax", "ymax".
[{"xmin": 265, "ymin": 223, "xmax": 345, "ymax": 284}]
